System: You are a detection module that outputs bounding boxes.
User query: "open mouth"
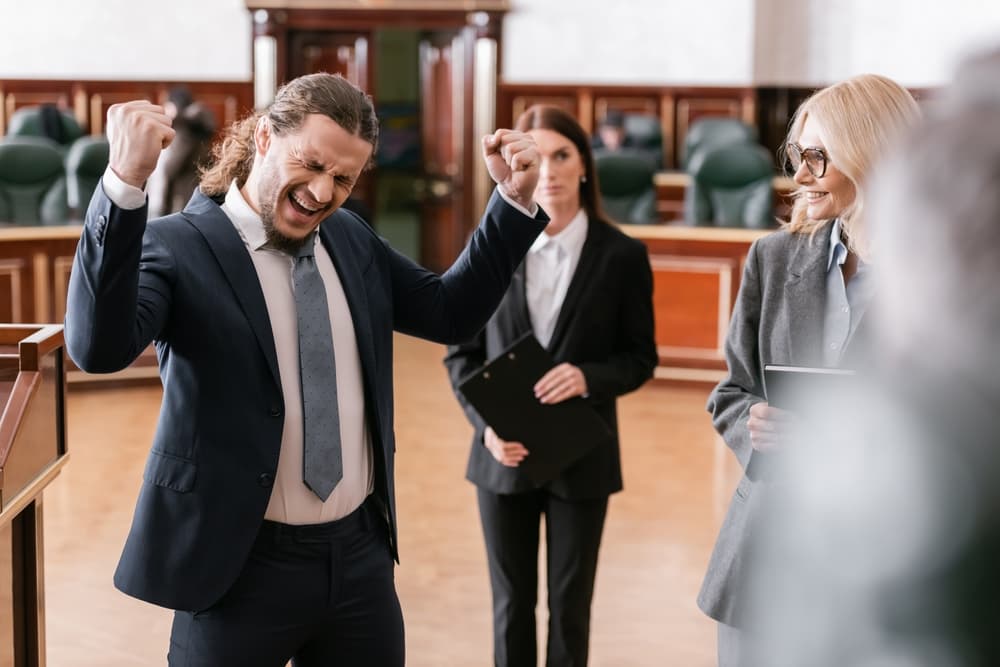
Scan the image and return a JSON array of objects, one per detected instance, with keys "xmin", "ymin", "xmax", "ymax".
[{"xmin": 289, "ymin": 191, "xmax": 323, "ymax": 216}]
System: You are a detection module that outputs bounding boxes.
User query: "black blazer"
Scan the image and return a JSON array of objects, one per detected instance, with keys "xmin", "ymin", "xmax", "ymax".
[
  {"xmin": 64, "ymin": 186, "xmax": 546, "ymax": 612},
  {"xmin": 445, "ymin": 217, "xmax": 657, "ymax": 500}
]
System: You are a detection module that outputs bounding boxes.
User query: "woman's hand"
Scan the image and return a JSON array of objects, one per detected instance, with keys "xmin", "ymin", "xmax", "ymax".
[
  {"xmin": 747, "ymin": 402, "xmax": 796, "ymax": 451},
  {"xmin": 484, "ymin": 427, "xmax": 529, "ymax": 467},
  {"xmin": 534, "ymin": 363, "xmax": 588, "ymax": 405}
]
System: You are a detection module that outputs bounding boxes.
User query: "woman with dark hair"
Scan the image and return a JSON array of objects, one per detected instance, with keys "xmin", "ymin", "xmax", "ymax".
[{"xmin": 445, "ymin": 104, "xmax": 657, "ymax": 667}]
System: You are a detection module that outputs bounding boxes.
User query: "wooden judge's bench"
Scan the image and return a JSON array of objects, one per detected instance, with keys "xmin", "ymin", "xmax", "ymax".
[{"xmin": 0, "ymin": 324, "xmax": 68, "ymax": 666}]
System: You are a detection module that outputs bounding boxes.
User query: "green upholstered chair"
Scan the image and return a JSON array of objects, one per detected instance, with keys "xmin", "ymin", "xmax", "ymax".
[
  {"xmin": 0, "ymin": 137, "xmax": 68, "ymax": 224},
  {"xmin": 682, "ymin": 117, "xmax": 758, "ymax": 169},
  {"xmin": 684, "ymin": 142, "xmax": 775, "ymax": 228},
  {"xmin": 7, "ymin": 105, "xmax": 85, "ymax": 152},
  {"xmin": 65, "ymin": 135, "xmax": 110, "ymax": 216},
  {"xmin": 623, "ymin": 114, "xmax": 664, "ymax": 168},
  {"xmin": 595, "ymin": 151, "xmax": 658, "ymax": 225}
]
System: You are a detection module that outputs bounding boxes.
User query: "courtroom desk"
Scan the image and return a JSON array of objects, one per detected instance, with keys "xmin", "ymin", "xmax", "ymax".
[
  {"xmin": 0, "ymin": 225, "xmax": 159, "ymax": 384},
  {"xmin": 619, "ymin": 223, "xmax": 770, "ymax": 385},
  {"xmin": 653, "ymin": 171, "xmax": 796, "ymax": 222}
]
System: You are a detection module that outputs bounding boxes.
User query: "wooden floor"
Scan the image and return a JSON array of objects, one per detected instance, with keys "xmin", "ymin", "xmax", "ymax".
[{"xmin": 42, "ymin": 333, "xmax": 740, "ymax": 666}]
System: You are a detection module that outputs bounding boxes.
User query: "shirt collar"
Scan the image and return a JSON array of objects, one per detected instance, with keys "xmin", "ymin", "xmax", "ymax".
[
  {"xmin": 223, "ymin": 181, "xmax": 270, "ymax": 251},
  {"xmin": 826, "ymin": 218, "xmax": 848, "ymax": 271},
  {"xmin": 529, "ymin": 208, "xmax": 588, "ymax": 257}
]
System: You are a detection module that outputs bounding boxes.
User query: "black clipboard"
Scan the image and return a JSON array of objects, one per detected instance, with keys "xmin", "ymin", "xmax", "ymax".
[{"xmin": 457, "ymin": 333, "xmax": 612, "ymax": 484}]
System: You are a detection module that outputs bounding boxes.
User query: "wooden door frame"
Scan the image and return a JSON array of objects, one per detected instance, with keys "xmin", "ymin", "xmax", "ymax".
[{"xmin": 247, "ymin": 3, "xmax": 507, "ymax": 268}]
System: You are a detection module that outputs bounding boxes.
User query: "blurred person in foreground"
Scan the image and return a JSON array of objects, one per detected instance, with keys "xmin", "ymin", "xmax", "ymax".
[
  {"xmin": 444, "ymin": 105, "xmax": 656, "ymax": 667},
  {"xmin": 747, "ymin": 46, "xmax": 1000, "ymax": 667},
  {"xmin": 63, "ymin": 72, "xmax": 546, "ymax": 666},
  {"xmin": 697, "ymin": 74, "xmax": 921, "ymax": 666}
]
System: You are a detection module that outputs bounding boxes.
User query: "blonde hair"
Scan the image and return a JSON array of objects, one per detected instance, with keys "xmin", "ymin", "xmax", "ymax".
[
  {"xmin": 784, "ymin": 74, "xmax": 921, "ymax": 258},
  {"xmin": 200, "ymin": 73, "xmax": 378, "ymax": 197}
]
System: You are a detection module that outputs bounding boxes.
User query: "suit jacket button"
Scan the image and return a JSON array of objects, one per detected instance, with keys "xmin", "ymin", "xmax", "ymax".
[
  {"xmin": 258, "ymin": 473, "xmax": 274, "ymax": 488},
  {"xmin": 269, "ymin": 406, "xmax": 281, "ymax": 417}
]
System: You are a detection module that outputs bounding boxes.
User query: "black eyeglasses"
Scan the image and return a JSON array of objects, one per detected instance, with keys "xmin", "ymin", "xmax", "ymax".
[{"xmin": 785, "ymin": 142, "xmax": 828, "ymax": 178}]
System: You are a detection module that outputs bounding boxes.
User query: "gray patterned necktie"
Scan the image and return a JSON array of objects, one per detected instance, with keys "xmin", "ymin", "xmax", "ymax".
[{"xmin": 293, "ymin": 238, "xmax": 342, "ymax": 501}]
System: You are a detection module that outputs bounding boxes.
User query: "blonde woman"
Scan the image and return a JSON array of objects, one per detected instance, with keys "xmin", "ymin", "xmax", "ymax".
[{"xmin": 697, "ymin": 74, "xmax": 921, "ymax": 666}]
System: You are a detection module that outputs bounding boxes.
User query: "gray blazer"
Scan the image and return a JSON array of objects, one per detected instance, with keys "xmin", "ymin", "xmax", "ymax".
[{"xmin": 698, "ymin": 222, "xmax": 871, "ymax": 626}]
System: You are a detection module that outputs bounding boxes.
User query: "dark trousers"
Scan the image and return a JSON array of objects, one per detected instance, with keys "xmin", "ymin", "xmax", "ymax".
[
  {"xmin": 477, "ymin": 487, "xmax": 609, "ymax": 667},
  {"xmin": 167, "ymin": 498, "xmax": 404, "ymax": 667}
]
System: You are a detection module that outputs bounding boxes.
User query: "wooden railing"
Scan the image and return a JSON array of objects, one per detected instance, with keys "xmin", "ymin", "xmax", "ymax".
[{"xmin": 0, "ymin": 324, "xmax": 69, "ymax": 667}]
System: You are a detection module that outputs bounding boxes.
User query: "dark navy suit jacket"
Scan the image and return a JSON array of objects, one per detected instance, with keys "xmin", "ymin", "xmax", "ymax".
[{"xmin": 64, "ymin": 185, "xmax": 546, "ymax": 612}]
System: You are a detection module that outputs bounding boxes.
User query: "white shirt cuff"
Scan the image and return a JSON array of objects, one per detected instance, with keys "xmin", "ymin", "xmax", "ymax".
[
  {"xmin": 497, "ymin": 187, "xmax": 539, "ymax": 218},
  {"xmin": 101, "ymin": 167, "xmax": 147, "ymax": 210}
]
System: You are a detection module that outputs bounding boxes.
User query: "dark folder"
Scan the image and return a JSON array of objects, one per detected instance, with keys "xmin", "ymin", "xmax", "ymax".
[
  {"xmin": 748, "ymin": 364, "xmax": 858, "ymax": 482},
  {"xmin": 763, "ymin": 364, "xmax": 856, "ymax": 411},
  {"xmin": 457, "ymin": 333, "xmax": 612, "ymax": 484}
]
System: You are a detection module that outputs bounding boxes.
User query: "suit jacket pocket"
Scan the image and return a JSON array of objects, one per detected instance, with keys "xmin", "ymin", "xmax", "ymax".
[{"xmin": 143, "ymin": 449, "xmax": 197, "ymax": 492}]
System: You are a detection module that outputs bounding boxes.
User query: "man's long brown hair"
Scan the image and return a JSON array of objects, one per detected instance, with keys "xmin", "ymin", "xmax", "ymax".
[{"xmin": 199, "ymin": 73, "xmax": 379, "ymax": 197}]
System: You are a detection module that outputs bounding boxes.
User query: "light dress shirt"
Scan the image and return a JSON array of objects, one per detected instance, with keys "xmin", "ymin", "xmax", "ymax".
[
  {"xmin": 821, "ymin": 219, "xmax": 875, "ymax": 367},
  {"xmin": 525, "ymin": 208, "xmax": 588, "ymax": 347},
  {"xmin": 101, "ymin": 170, "xmax": 372, "ymax": 524}
]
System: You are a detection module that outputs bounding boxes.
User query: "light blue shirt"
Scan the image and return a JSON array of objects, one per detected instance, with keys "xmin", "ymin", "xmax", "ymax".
[{"xmin": 822, "ymin": 220, "xmax": 874, "ymax": 367}]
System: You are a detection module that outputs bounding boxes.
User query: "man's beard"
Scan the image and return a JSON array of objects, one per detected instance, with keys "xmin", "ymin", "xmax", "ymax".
[{"xmin": 257, "ymin": 165, "xmax": 309, "ymax": 255}]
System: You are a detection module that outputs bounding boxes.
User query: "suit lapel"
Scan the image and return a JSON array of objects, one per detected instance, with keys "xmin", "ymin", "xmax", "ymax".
[
  {"xmin": 783, "ymin": 225, "xmax": 832, "ymax": 366},
  {"xmin": 547, "ymin": 217, "xmax": 600, "ymax": 353},
  {"xmin": 509, "ymin": 263, "xmax": 533, "ymax": 334},
  {"xmin": 183, "ymin": 193, "xmax": 281, "ymax": 388}
]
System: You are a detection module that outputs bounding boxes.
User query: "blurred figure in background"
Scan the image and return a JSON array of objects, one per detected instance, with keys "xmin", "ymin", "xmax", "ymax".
[
  {"xmin": 445, "ymin": 104, "xmax": 656, "ymax": 667},
  {"xmin": 747, "ymin": 45, "xmax": 1000, "ymax": 666},
  {"xmin": 592, "ymin": 108, "xmax": 628, "ymax": 152},
  {"xmin": 147, "ymin": 86, "xmax": 216, "ymax": 217},
  {"xmin": 697, "ymin": 74, "xmax": 921, "ymax": 666}
]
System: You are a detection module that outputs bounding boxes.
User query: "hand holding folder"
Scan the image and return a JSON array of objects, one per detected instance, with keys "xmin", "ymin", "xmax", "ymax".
[{"xmin": 457, "ymin": 333, "xmax": 612, "ymax": 484}]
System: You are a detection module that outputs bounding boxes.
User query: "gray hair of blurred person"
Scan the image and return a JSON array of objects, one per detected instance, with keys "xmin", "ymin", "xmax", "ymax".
[
  {"xmin": 784, "ymin": 74, "xmax": 921, "ymax": 260},
  {"xmin": 199, "ymin": 73, "xmax": 379, "ymax": 197}
]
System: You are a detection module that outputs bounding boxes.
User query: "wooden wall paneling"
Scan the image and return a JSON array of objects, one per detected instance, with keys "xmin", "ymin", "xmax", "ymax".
[
  {"xmin": 577, "ymin": 91, "xmax": 594, "ymax": 134},
  {"xmin": 0, "ymin": 82, "xmax": 78, "ymax": 137},
  {"xmin": 86, "ymin": 83, "xmax": 161, "ymax": 136},
  {"xmin": 660, "ymin": 93, "xmax": 675, "ymax": 169},
  {"xmin": 51, "ymin": 256, "xmax": 74, "ymax": 326},
  {"xmin": 509, "ymin": 93, "xmax": 576, "ymax": 127},
  {"xmin": 175, "ymin": 83, "xmax": 255, "ymax": 129},
  {"xmin": 0, "ymin": 80, "xmax": 254, "ymax": 140},
  {"xmin": 0, "ymin": 260, "xmax": 27, "ymax": 323},
  {"xmin": 593, "ymin": 95, "xmax": 657, "ymax": 120}
]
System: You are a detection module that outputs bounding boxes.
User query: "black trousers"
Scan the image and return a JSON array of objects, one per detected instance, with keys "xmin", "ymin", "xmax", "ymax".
[
  {"xmin": 477, "ymin": 487, "xmax": 609, "ymax": 667},
  {"xmin": 167, "ymin": 498, "xmax": 404, "ymax": 667}
]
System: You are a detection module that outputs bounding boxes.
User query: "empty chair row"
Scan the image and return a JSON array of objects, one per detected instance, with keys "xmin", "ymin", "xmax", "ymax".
[
  {"xmin": 0, "ymin": 135, "xmax": 109, "ymax": 225},
  {"xmin": 683, "ymin": 118, "xmax": 776, "ymax": 229},
  {"xmin": 6, "ymin": 105, "xmax": 86, "ymax": 152}
]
